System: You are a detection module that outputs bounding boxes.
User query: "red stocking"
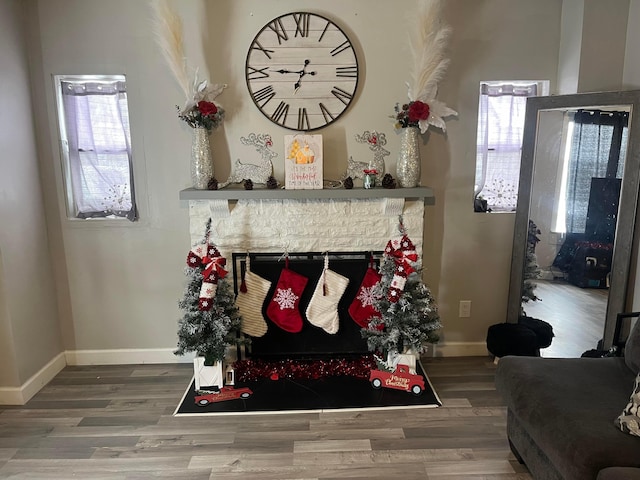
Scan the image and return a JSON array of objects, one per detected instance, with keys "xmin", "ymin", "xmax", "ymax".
[
  {"xmin": 348, "ymin": 257, "xmax": 382, "ymax": 328},
  {"xmin": 266, "ymin": 260, "xmax": 308, "ymax": 333}
]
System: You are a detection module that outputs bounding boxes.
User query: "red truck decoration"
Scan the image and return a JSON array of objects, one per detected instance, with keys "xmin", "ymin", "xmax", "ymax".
[
  {"xmin": 194, "ymin": 386, "xmax": 253, "ymax": 406},
  {"xmin": 369, "ymin": 364, "xmax": 425, "ymax": 395}
]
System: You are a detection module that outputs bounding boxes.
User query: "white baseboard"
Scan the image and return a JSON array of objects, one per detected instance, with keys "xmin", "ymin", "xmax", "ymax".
[
  {"xmin": 0, "ymin": 352, "xmax": 66, "ymax": 405},
  {"xmin": 65, "ymin": 348, "xmax": 195, "ymax": 366}
]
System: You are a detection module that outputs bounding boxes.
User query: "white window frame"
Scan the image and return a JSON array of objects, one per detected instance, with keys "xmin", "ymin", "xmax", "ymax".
[
  {"xmin": 54, "ymin": 74, "xmax": 137, "ymax": 221},
  {"xmin": 474, "ymin": 80, "xmax": 549, "ymax": 213}
]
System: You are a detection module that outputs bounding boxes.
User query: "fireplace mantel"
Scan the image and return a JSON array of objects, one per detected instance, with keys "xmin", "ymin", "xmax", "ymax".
[{"xmin": 179, "ymin": 186, "xmax": 434, "ymax": 204}]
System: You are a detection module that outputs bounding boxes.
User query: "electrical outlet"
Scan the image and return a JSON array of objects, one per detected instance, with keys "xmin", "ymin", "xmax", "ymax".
[{"xmin": 459, "ymin": 300, "xmax": 471, "ymax": 318}]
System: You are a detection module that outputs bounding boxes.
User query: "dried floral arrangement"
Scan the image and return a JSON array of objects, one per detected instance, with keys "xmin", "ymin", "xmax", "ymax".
[
  {"xmin": 392, "ymin": 0, "xmax": 457, "ymax": 133},
  {"xmin": 150, "ymin": 0, "xmax": 226, "ymax": 131}
]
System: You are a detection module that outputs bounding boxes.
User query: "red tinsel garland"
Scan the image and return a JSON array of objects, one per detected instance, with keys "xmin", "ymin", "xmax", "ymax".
[{"xmin": 233, "ymin": 355, "xmax": 378, "ymax": 382}]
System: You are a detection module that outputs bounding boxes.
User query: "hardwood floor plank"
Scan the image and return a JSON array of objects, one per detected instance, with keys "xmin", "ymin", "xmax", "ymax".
[
  {"xmin": 188, "ymin": 452, "xmax": 295, "ymax": 469},
  {"xmin": 371, "ymin": 436, "xmax": 510, "ymax": 451},
  {"xmin": 12, "ymin": 447, "xmax": 96, "ymax": 459},
  {"xmin": 77, "ymin": 415, "xmax": 161, "ymax": 427},
  {"xmin": 11, "ymin": 435, "xmax": 141, "ymax": 449},
  {"xmin": 234, "ymin": 427, "xmax": 404, "ymax": 442},
  {"xmin": 0, "ymin": 448, "xmax": 17, "ymax": 461},
  {"xmin": 293, "ymin": 448, "xmax": 475, "ymax": 464},
  {"xmin": 0, "ymin": 456, "xmax": 192, "ymax": 474},
  {"xmin": 4, "ymin": 400, "xmax": 112, "ymax": 410},
  {"xmin": 293, "ymin": 439, "xmax": 372, "ymax": 453}
]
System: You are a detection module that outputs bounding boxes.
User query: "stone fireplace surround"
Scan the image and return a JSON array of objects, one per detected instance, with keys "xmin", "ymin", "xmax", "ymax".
[
  {"xmin": 184, "ymin": 190, "xmax": 430, "ymax": 258},
  {"xmin": 183, "ymin": 188, "xmax": 433, "ymax": 359}
]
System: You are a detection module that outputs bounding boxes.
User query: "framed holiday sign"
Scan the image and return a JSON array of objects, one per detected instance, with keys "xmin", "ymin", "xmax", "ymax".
[{"xmin": 284, "ymin": 134, "xmax": 323, "ymax": 189}]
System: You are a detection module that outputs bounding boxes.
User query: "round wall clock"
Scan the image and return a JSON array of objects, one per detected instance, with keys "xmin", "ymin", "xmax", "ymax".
[{"xmin": 245, "ymin": 12, "xmax": 360, "ymax": 131}]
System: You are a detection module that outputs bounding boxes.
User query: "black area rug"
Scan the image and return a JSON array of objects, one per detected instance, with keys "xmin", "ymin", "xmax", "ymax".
[{"xmin": 174, "ymin": 362, "xmax": 441, "ymax": 416}]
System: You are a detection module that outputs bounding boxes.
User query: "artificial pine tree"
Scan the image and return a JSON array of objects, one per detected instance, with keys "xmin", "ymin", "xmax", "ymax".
[
  {"xmin": 174, "ymin": 220, "xmax": 243, "ymax": 365},
  {"xmin": 362, "ymin": 218, "xmax": 441, "ymax": 357},
  {"xmin": 521, "ymin": 219, "xmax": 542, "ymax": 313}
]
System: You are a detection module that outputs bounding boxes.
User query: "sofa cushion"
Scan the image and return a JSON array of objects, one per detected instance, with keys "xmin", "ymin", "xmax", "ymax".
[
  {"xmin": 615, "ymin": 373, "xmax": 640, "ymax": 437},
  {"xmin": 597, "ymin": 467, "xmax": 640, "ymax": 480},
  {"xmin": 625, "ymin": 319, "xmax": 640, "ymax": 374},
  {"xmin": 496, "ymin": 356, "xmax": 640, "ymax": 480}
]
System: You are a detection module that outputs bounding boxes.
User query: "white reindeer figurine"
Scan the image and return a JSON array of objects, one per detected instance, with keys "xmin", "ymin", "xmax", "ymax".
[
  {"xmin": 342, "ymin": 131, "xmax": 390, "ymax": 181},
  {"xmin": 218, "ymin": 133, "xmax": 277, "ymax": 188}
]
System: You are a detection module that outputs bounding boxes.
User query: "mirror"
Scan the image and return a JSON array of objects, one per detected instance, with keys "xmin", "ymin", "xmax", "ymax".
[{"xmin": 507, "ymin": 90, "xmax": 640, "ymax": 356}]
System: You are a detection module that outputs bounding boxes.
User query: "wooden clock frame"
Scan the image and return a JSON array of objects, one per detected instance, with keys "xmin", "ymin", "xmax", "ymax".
[{"xmin": 245, "ymin": 12, "xmax": 360, "ymax": 132}]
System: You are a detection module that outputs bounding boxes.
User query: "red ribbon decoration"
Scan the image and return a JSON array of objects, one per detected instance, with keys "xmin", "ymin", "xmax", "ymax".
[
  {"xmin": 202, "ymin": 254, "xmax": 228, "ymax": 282},
  {"xmin": 386, "ymin": 235, "xmax": 417, "ymax": 276},
  {"xmin": 187, "ymin": 244, "xmax": 228, "ymax": 283},
  {"xmin": 384, "ymin": 234, "xmax": 418, "ymax": 302}
]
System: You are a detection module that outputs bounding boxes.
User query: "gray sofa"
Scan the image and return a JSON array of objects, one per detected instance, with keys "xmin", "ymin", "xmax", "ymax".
[{"xmin": 495, "ymin": 315, "xmax": 640, "ymax": 480}]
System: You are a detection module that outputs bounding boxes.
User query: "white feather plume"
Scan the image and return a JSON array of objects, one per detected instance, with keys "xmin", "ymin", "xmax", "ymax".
[
  {"xmin": 150, "ymin": 0, "xmax": 191, "ymax": 100},
  {"xmin": 405, "ymin": 0, "xmax": 457, "ymax": 133},
  {"xmin": 407, "ymin": 0, "xmax": 451, "ymax": 102}
]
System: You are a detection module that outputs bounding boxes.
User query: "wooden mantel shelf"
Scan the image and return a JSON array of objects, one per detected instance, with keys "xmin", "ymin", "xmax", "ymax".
[{"xmin": 179, "ymin": 186, "xmax": 435, "ymax": 204}]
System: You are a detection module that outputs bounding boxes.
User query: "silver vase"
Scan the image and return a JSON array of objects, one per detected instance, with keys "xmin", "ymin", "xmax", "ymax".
[
  {"xmin": 191, "ymin": 127, "xmax": 213, "ymax": 189},
  {"xmin": 397, "ymin": 126, "xmax": 421, "ymax": 188}
]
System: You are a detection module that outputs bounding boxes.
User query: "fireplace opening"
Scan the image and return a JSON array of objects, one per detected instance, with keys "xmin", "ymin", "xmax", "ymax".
[{"xmin": 232, "ymin": 252, "xmax": 382, "ymax": 360}]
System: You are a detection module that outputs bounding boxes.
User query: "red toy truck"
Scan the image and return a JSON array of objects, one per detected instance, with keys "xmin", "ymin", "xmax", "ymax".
[
  {"xmin": 194, "ymin": 386, "xmax": 253, "ymax": 406},
  {"xmin": 369, "ymin": 364, "xmax": 425, "ymax": 395}
]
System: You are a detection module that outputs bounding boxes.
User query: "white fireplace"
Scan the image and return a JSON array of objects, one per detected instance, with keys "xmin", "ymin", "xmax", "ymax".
[
  {"xmin": 180, "ymin": 188, "xmax": 435, "ymax": 360},
  {"xmin": 186, "ymin": 195, "xmax": 428, "ymax": 259}
]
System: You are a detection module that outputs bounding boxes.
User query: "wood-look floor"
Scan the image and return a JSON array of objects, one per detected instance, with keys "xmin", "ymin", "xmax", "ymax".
[
  {"xmin": 524, "ymin": 279, "xmax": 608, "ymax": 358},
  {"xmin": 0, "ymin": 358, "xmax": 532, "ymax": 479}
]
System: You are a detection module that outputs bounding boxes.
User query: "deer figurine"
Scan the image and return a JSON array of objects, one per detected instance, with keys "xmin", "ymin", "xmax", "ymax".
[
  {"xmin": 342, "ymin": 131, "xmax": 390, "ymax": 181},
  {"xmin": 218, "ymin": 133, "xmax": 277, "ymax": 188}
]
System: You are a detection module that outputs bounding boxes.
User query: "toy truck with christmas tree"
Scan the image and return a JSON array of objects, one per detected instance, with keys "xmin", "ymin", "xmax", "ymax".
[
  {"xmin": 194, "ymin": 386, "xmax": 253, "ymax": 406},
  {"xmin": 369, "ymin": 364, "xmax": 425, "ymax": 395}
]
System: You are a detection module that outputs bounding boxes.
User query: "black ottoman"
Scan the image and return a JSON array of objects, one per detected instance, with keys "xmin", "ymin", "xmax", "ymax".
[
  {"xmin": 519, "ymin": 315, "xmax": 554, "ymax": 348},
  {"xmin": 486, "ymin": 323, "xmax": 540, "ymax": 357}
]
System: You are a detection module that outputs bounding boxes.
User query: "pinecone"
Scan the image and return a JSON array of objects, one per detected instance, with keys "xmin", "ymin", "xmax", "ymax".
[
  {"xmin": 382, "ymin": 173, "xmax": 396, "ymax": 189},
  {"xmin": 344, "ymin": 176, "xmax": 354, "ymax": 189},
  {"xmin": 266, "ymin": 176, "xmax": 278, "ymax": 189},
  {"xmin": 244, "ymin": 179, "xmax": 254, "ymax": 190},
  {"xmin": 207, "ymin": 177, "xmax": 218, "ymax": 190}
]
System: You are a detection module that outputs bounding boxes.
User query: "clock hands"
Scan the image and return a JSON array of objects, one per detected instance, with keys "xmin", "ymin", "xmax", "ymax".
[
  {"xmin": 294, "ymin": 59, "xmax": 316, "ymax": 93},
  {"xmin": 271, "ymin": 59, "xmax": 316, "ymax": 93}
]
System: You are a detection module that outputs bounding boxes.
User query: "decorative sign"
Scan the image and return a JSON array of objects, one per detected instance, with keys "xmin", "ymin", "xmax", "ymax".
[{"xmin": 284, "ymin": 134, "xmax": 323, "ymax": 189}]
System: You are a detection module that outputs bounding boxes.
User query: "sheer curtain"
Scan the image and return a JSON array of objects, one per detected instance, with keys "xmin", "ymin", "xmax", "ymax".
[
  {"xmin": 564, "ymin": 110, "xmax": 628, "ymax": 234},
  {"xmin": 61, "ymin": 79, "xmax": 137, "ymax": 220},
  {"xmin": 475, "ymin": 82, "xmax": 538, "ymax": 212}
]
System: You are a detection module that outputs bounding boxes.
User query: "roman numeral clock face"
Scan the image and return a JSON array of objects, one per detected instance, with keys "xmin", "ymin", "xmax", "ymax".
[{"xmin": 246, "ymin": 12, "xmax": 359, "ymax": 131}]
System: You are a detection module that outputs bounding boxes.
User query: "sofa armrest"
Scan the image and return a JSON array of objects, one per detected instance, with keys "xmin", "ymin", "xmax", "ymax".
[{"xmin": 597, "ymin": 467, "xmax": 640, "ymax": 480}]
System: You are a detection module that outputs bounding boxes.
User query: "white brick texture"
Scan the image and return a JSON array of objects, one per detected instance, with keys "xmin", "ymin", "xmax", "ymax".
[{"xmin": 188, "ymin": 199, "xmax": 425, "ymax": 258}]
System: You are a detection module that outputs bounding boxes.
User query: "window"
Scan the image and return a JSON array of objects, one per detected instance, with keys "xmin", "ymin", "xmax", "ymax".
[
  {"xmin": 55, "ymin": 75, "xmax": 137, "ymax": 221},
  {"xmin": 474, "ymin": 81, "xmax": 547, "ymax": 212}
]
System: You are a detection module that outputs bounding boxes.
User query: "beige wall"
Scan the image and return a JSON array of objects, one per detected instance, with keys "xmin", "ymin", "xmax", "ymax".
[
  {"xmin": 10, "ymin": 0, "xmax": 640, "ymax": 395},
  {"xmin": 0, "ymin": 0, "xmax": 63, "ymax": 389},
  {"xmin": 27, "ymin": 0, "xmax": 565, "ymax": 362}
]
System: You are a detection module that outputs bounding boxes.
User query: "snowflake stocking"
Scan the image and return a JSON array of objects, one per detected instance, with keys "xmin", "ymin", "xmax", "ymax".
[
  {"xmin": 348, "ymin": 262, "xmax": 382, "ymax": 328},
  {"xmin": 306, "ymin": 255, "xmax": 349, "ymax": 334},
  {"xmin": 266, "ymin": 261, "xmax": 308, "ymax": 333},
  {"xmin": 237, "ymin": 255, "xmax": 271, "ymax": 338}
]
